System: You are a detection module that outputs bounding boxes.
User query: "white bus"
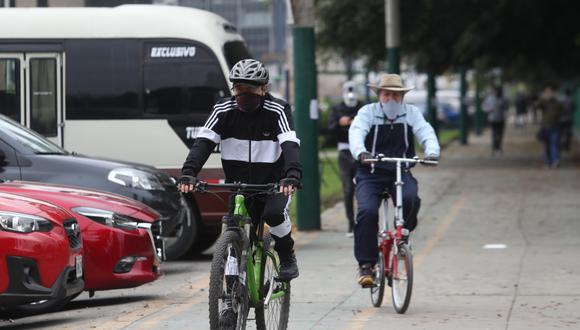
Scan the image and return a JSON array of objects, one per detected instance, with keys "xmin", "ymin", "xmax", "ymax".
[
  {"xmin": 0, "ymin": 4, "xmax": 251, "ymax": 235},
  {"xmin": 0, "ymin": 4, "xmax": 250, "ymax": 171}
]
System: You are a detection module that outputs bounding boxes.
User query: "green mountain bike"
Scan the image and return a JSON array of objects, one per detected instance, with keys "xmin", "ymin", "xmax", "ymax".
[{"xmin": 195, "ymin": 181, "xmax": 290, "ymax": 330}]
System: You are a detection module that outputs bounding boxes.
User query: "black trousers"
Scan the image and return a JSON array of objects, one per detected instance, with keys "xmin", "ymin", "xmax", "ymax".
[
  {"xmin": 229, "ymin": 193, "xmax": 294, "ymax": 256},
  {"xmin": 354, "ymin": 170, "xmax": 420, "ymax": 266},
  {"xmin": 338, "ymin": 150, "xmax": 357, "ymax": 232},
  {"xmin": 490, "ymin": 121, "xmax": 505, "ymax": 151}
]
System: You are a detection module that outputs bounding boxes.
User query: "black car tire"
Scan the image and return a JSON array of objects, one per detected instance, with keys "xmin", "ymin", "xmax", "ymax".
[
  {"xmin": 164, "ymin": 195, "xmax": 198, "ymax": 261},
  {"xmin": 4, "ymin": 294, "xmax": 76, "ymax": 316},
  {"xmin": 183, "ymin": 225, "xmax": 221, "ymax": 257}
]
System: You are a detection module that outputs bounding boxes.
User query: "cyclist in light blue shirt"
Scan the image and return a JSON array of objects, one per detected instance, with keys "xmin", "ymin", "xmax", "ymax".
[{"xmin": 349, "ymin": 74, "xmax": 440, "ymax": 287}]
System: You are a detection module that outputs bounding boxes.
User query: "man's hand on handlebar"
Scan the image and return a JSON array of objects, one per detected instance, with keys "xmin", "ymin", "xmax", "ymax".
[
  {"xmin": 177, "ymin": 175, "xmax": 197, "ymax": 193},
  {"xmin": 279, "ymin": 177, "xmax": 301, "ymax": 197},
  {"xmin": 358, "ymin": 151, "xmax": 374, "ymax": 164},
  {"xmin": 422, "ymin": 155, "xmax": 439, "ymax": 167}
]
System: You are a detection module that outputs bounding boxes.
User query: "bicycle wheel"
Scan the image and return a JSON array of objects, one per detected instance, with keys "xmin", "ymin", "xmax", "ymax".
[
  {"xmin": 255, "ymin": 233, "xmax": 290, "ymax": 330},
  {"xmin": 370, "ymin": 249, "xmax": 386, "ymax": 307},
  {"xmin": 208, "ymin": 230, "xmax": 249, "ymax": 330},
  {"xmin": 391, "ymin": 243, "xmax": 413, "ymax": 314}
]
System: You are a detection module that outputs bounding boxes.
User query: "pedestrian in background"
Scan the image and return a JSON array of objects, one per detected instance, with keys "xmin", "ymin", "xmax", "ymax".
[
  {"xmin": 560, "ymin": 88, "xmax": 576, "ymax": 151},
  {"xmin": 514, "ymin": 90, "xmax": 529, "ymax": 128},
  {"xmin": 327, "ymin": 81, "xmax": 363, "ymax": 237},
  {"xmin": 537, "ymin": 86, "xmax": 563, "ymax": 168},
  {"xmin": 482, "ymin": 87, "xmax": 509, "ymax": 155}
]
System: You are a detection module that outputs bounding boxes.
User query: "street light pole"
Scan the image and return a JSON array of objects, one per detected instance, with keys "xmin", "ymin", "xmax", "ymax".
[
  {"xmin": 427, "ymin": 71, "xmax": 439, "ymax": 135},
  {"xmin": 291, "ymin": 0, "xmax": 320, "ymax": 230},
  {"xmin": 459, "ymin": 68, "xmax": 469, "ymax": 145},
  {"xmin": 385, "ymin": 0, "xmax": 400, "ymax": 74}
]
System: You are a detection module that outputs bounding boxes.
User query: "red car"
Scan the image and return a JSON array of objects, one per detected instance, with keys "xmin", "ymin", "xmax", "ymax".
[
  {"xmin": 0, "ymin": 181, "xmax": 162, "ymax": 295},
  {"xmin": 0, "ymin": 192, "xmax": 84, "ymax": 312}
]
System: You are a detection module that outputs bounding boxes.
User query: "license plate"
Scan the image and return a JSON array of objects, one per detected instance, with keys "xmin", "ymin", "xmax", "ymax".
[{"xmin": 75, "ymin": 255, "xmax": 83, "ymax": 278}]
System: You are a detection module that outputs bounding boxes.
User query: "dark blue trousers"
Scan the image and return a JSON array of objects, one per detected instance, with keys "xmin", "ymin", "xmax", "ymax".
[{"xmin": 354, "ymin": 170, "xmax": 420, "ymax": 266}]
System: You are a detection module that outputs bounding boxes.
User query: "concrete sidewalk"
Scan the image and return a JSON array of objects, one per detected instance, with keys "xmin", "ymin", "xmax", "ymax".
[
  {"xmin": 92, "ymin": 124, "xmax": 580, "ymax": 330},
  {"xmin": 289, "ymin": 124, "xmax": 580, "ymax": 329}
]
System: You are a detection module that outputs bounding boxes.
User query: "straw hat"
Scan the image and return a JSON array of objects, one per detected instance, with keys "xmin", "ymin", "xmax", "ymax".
[{"xmin": 367, "ymin": 74, "xmax": 414, "ymax": 93}]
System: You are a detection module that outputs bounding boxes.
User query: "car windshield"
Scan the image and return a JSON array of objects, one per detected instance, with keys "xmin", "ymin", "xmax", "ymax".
[{"xmin": 0, "ymin": 115, "xmax": 67, "ymax": 155}]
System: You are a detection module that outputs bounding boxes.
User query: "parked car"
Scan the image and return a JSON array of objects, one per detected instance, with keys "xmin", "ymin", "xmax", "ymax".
[
  {"xmin": 0, "ymin": 180, "xmax": 161, "ymax": 295},
  {"xmin": 0, "ymin": 113, "xmax": 215, "ymax": 260},
  {"xmin": 0, "ymin": 191, "xmax": 84, "ymax": 314}
]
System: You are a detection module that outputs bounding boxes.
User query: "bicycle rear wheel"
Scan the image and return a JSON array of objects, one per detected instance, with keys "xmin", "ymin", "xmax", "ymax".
[
  {"xmin": 370, "ymin": 249, "xmax": 386, "ymax": 307},
  {"xmin": 208, "ymin": 230, "xmax": 249, "ymax": 330},
  {"xmin": 255, "ymin": 233, "xmax": 290, "ymax": 330},
  {"xmin": 391, "ymin": 243, "xmax": 413, "ymax": 314}
]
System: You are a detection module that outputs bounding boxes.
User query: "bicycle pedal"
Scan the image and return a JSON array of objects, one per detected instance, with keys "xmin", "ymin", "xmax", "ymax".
[
  {"xmin": 274, "ymin": 276, "xmax": 289, "ymax": 283},
  {"xmin": 361, "ymin": 283, "xmax": 375, "ymax": 289}
]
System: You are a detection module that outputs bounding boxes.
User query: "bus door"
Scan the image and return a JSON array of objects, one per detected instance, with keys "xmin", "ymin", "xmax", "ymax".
[
  {"xmin": 0, "ymin": 52, "xmax": 64, "ymax": 146},
  {"xmin": 0, "ymin": 54, "xmax": 25, "ymax": 124},
  {"xmin": 25, "ymin": 53, "xmax": 64, "ymax": 146}
]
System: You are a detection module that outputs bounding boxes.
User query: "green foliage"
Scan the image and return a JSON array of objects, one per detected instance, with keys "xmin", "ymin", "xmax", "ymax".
[
  {"xmin": 315, "ymin": 0, "xmax": 580, "ymax": 84},
  {"xmin": 316, "ymin": 0, "xmax": 385, "ymax": 69},
  {"xmin": 289, "ymin": 154, "xmax": 342, "ymax": 224}
]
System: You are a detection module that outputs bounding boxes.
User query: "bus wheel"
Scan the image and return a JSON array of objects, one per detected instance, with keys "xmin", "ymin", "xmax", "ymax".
[{"xmin": 164, "ymin": 196, "xmax": 198, "ymax": 261}]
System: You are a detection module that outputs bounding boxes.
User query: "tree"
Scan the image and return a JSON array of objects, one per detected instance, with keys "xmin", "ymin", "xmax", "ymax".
[
  {"xmin": 315, "ymin": 0, "xmax": 385, "ymax": 70},
  {"xmin": 315, "ymin": 0, "xmax": 580, "ymax": 85}
]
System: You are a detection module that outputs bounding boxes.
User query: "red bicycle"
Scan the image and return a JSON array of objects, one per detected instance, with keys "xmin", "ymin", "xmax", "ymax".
[{"xmin": 364, "ymin": 156, "xmax": 437, "ymax": 314}]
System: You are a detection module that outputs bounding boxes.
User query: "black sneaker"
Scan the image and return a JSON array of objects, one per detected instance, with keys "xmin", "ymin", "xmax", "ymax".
[
  {"xmin": 358, "ymin": 263, "xmax": 374, "ymax": 287},
  {"xmin": 278, "ymin": 251, "xmax": 299, "ymax": 281},
  {"xmin": 219, "ymin": 308, "xmax": 237, "ymax": 328}
]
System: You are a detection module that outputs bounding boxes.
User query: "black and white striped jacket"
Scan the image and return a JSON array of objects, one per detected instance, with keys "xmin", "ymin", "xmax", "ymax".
[{"xmin": 181, "ymin": 94, "xmax": 302, "ymax": 184}]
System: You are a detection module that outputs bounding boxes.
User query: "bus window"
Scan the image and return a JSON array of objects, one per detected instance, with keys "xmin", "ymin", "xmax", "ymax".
[
  {"xmin": 0, "ymin": 59, "xmax": 21, "ymax": 122},
  {"xmin": 143, "ymin": 41, "xmax": 229, "ymax": 122},
  {"xmin": 29, "ymin": 58, "xmax": 58, "ymax": 137},
  {"xmin": 143, "ymin": 62, "xmax": 228, "ymax": 119},
  {"xmin": 223, "ymin": 41, "xmax": 252, "ymax": 69},
  {"xmin": 65, "ymin": 39, "xmax": 141, "ymax": 120}
]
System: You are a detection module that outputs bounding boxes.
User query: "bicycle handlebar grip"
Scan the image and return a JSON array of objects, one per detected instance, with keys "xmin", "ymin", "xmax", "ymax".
[{"xmin": 193, "ymin": 180, "xmax": 207, "ymax": 192}]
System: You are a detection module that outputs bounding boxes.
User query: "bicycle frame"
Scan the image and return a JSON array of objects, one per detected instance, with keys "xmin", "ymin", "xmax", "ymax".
[
  {"xmin": 368, "ymin": 156, "xmax": 438, "ymax": 277},
  {"xmin": 204, "ymin": 183, "xmax": 286, "ymax": 306}
]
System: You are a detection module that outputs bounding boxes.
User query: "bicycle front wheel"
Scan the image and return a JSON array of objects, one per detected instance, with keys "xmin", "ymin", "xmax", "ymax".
[
  {"xmin": 255, "ymin": 233, "xmax": 291, "ymax": 330},
  {"xmin": 370, "ymin": 249, "xmax": 386, "ymax": 307},
  {"xmin": 208, "ymin": 230, "xmax": 249, "ymax": 330},
  {"xmin": 391, "ymin": 243, "xmax": 413, "ymax": 314}
]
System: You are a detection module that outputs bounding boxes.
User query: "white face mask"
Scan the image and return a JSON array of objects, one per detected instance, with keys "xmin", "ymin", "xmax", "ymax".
[
  {"xmin": 381, "ymin": 100, "xmax": 402, "ymax": 120},
  {"xmin": 344, "ymin": 92, "xmax": 357, "ymax": 107}
]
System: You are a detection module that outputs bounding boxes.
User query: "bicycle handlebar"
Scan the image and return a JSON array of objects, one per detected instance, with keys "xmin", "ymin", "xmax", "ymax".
[
  {"xmin": 364, "ymin": 155, "xmax": 439, "ymax": 166},
  {"xmin": 195, "ymin": 181, "xmax": 279, "ymax": 193}
]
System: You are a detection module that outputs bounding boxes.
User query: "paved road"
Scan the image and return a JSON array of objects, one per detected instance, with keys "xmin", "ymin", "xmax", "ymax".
[{"xmin": 2, "ymin": 125, "xmax": 579, "ymax": 329}]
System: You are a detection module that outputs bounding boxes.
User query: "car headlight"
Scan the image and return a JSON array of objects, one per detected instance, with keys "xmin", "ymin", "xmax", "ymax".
[
  {"xmin": 72, "ymin": 207, "xmax": 151, "ymax": 231},
  {"xmin": 0, "ymin": 212, "xmax": 53, "ymax": 233},
  {"xmin": 107, "ymin": 168, "xmax": 164, "ymax": 191}
]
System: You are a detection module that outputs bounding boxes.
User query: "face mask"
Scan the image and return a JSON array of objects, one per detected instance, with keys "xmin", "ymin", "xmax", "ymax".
[
  {"xmin": 382, "ymin": 100, "xmax": 402, "ymax": 120},
  {"xmin": 235, "ymin": 92, "xmax": 263, "ymax": 112},
  {"xmin": 343, "ymin": 91, "xmax": 358, "ymax": 108}
]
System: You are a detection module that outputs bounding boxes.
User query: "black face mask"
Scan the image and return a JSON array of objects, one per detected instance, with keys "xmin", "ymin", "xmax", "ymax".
[{"xmin": 235, "ymin": 93, "xmax": 263, "ymax": 113}]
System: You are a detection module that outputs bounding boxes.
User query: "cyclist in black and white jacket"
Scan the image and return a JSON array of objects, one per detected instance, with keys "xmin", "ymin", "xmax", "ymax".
[{"xmin": 178, "ymin": 59, "xmax": 301, "ymax": 281}]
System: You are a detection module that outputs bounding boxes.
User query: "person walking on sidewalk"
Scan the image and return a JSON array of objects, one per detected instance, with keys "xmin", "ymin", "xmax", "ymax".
[
  {"xmin": 514, "ymin": 90, "xmax": 529, "ymax": 128},
  {"xmin": 349, "ymin": 74, "xmax": 440, "ymax": 287},
  {"xmin": 177, "ymin": 59, "xmax": 301, "ymax": 281},
  {"xmin": 328, "ymin": 81, "xmax": 363, "ymax": 237},
  {"xmin": 482, "ymin": 86, "xmax": 509, "ymax": 155},
  {"xmin": 537, "ymin": 86, "xmax": 563, "ymax": 168}
]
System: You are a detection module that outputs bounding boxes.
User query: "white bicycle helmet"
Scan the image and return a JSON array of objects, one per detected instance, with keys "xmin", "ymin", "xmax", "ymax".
[{"xmin": 229, "ymin": 59, "xmax": 269, "ymax": 85}]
